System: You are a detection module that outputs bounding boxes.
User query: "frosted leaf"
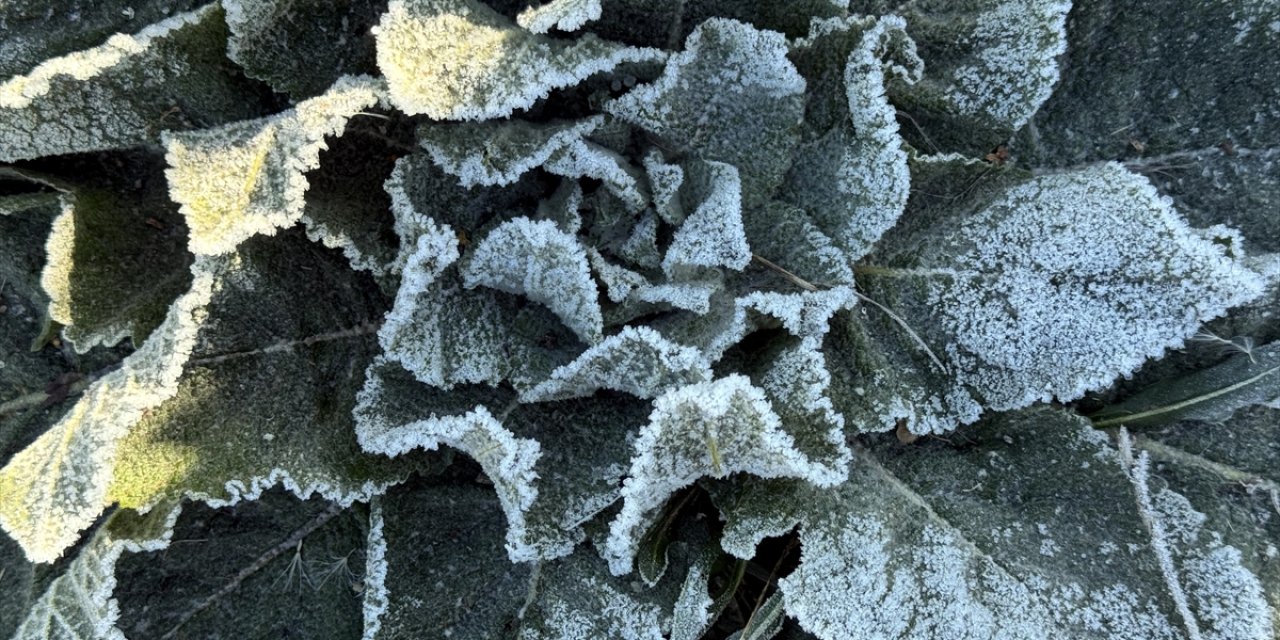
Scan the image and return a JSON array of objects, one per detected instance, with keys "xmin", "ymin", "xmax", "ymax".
[
  {"xmin": 11, "ymin": 505, "xmax": 180, "ymax": 640},
  {"xmin": 223, "ymin": 0, "xmax": 385, "ymax": 98},
  {"xmin": 374, "ymin": 0, "xmax": 664, "ymax": 120},
  {"xmin": 39, "ymin": 155, "xmax": 193, "ymax": 353},
  {"xmin": 1094, "ymin": 342, "xmax": 1280, "ymax": 428},
  {"xmin": 535, "ymin": 179, "xmax": 586, "ymax": 234},
  {"xmin": 164, "ymin": 75, "xmax": 384, "ymax": 256},
  {"xmin": 103, "ymin": 231, "xmax": 424, "ymax": 514},
  {"xmin": 856, "ymin": 159, "xmax": 1265, "ymax": 428},
  {"xmin": 743, "ymin": 201, "xmax": 853, "ymax": 287},
  {"xmin": 364, "ymin": 483, "xmax": 531, "ymax": 639},
  {"xmin": 892, "ymin": 0, "xmax": 1071, "ymax": 150},
  {"xmin": 521, "ymin": 326, "xmax": 712, "ymax": 402},
  {"xmin": 605, "ymin": 375, "xmax": 844, "ymax": 575},
  {"xmin": 663, "ymin": 160, "xmax": 750, "ymax": 276},
  {"xmin": 618, "ymin": 211, "xmax": 663, "ymax": 269},
  {"xmin": 643, "ymin": 149, "xmax": 686, "ymax": 225},
  {"xmin": 516, "ymin": 547, "xmax": 675, "ymax": 640},
  {"xmin": 463, "ymin": 217, "xmax": 604, "ymax": 345},
  {"xmin": 781, "ymin": 16, "xmax": 921, "ymax": 261},
  {"xmin": 605, "ymin": 18, "xmax": 805, "ymax": 207},
  {"xmin": 715, "ymin": 409, "xmax": 1272, "ymax": 639},
  {"xmin": 0, "ymin": 258, "xmax": 213, "ymax": 563},
  {"xmin": 589, "ymin": 249, "xmax": 717, "ymax": 314},
  {"xmin": 0, "ymin": 5, "xmax": 271, "ymax": 162},
  {"xmin": 417, "ymin": 117, "xmax": 604, "ymax": 187},
  {"xmin": 756, "ymin": 342, "xmax": 852, "ymax": 482},
  {"xmin": 112, "ymin": 494, "xmax": 371, "ymax": 638},
  {"xmin": 517, "ymin": 0, "xmax": 604, "ymax": 33},
  {"xmin": 0, "ymin": 0, "xmax": 205, "ymax": 79},
  {"xmin": 356, "ymin": 358, "xmax": 646, "ymax": 561},
  {"xmin": 545, "ymin": 139, "xmax": 650, "ymax": 213},
  {"xmin": 297, "ymin": 118, "xmax": 404, "ymax": 278}
]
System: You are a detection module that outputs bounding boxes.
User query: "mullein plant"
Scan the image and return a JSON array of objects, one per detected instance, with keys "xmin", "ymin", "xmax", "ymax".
[{"xmin": 1, "ymin": 0, "xmax": 1278, "ymax": 638}]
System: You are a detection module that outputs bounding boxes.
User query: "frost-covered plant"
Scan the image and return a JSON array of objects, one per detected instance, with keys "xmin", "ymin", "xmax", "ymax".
[{"xmin": 1, "ymin": 0, "xmax": 1279, "ymax": 638}]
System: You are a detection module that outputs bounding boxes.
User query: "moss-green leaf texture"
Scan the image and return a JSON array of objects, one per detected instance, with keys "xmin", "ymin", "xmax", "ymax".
[{"xmin": 1, "ymin": 0, "xmax": 1277, "ymax": 638}]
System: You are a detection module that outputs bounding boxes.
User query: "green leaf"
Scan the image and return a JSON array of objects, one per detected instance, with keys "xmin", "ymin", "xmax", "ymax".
[
  {"xmin": 521, "ymin": 326, "xmax": 712, "ymax": 402},
  {"xmin": 715, "ymin": 409, "xmax": 1273, "ymax": 639},
  {"xmin": 0, "ymin": 4, "xmax": 274, "ymax": 162},
  {"xmin": 891, "ymin": 0, "xmax": 1071, "ymax": 153},
  {"xmin": 113, "ymin": 493, "xmax": 369, "ymax": 639},
  {"xmin": 604, "ymin": 375, "xmax": 847, "ymax": 575},
  {"xmin": 735, "ymin": 591, "xmax": 786, "ymax": 640},
  {"xmin": 38, "ymin": 152, "xmax": 193, "ymax": 353},
  {"xmin": 849, "ymin": 157, "xmax": 1264, "ymax": 433},
  {"xmin": 417, "ymin": 117, "xmax": 604, "ymax": 187},
  {"xmin": 373, "ymin": 0, "xmax": 664, "ymax": 120},
  {"xmin": 104, "ymin": 230, "xmax": 424, "ymax": 512},
  {"xmin": 10, "ymin": 503, "xmax": 181, "ymax": 639},
  {"xmin": 223, "ymin": 0, "xmax": 386, "ymax": 98},
  {"xmin": 164, "ymin": 74, "xmax": 385, "ymax": 256},
  {"xmin": 605, "ymin": 18, "xmax": 805, "ymax": 208},
  {"xmin": 1094, "ymin": 342, "xmax": 1280, "ymax": 428},
  {"xmin": 779, "ymin": 15, "xmax": 922, "ymax": 261}
]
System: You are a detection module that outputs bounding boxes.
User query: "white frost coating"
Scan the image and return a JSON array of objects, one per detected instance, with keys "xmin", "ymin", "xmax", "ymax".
[
  {"xmin": 164, "ymin": 75, "xmax": 384, "ymax": 256},
  {"xmin": 783, "ymin": 15, "xmax": 921, "ymax": 261},
  {"xmin": 516, "ymin": 0, "xmax": 603, "ymax": 34},
  {"xmin": 545, "ymin": 139, "xmax": 650, "ymax": 213},
  {"xmin": 644, "ymin": 150, "xmax": 686, "ymax": 225},
  {"xmin": 663, "ymin": 161, "xmax": 751, "ymax": 275},
  {"xmin": 619, "ymin": 212, "xmax": 662, "ymax": 269},
  {"xmin": 740, "ymin": 286, "xmax": 855, "ymax": 340},
  {"xmin": 362, "ymin": 499, "xmax": 389, "ymax": 640},
  {"xmin": 760, "ymin": 341, "xmax": 852, "ymax": 483},
  {"xmin": 463, "ymin": 217, "xmax": 604, "ymax": 344},
  {"xmin": 300, "ymin": 212, "xmax": 393, "ymax": 276},
  {"xmin": 671, "ymin": 559, "xmax": 716, "ymax": 640},
  {"xmin": 11, "ymin": 507, "xmax": 182, "ymax": 640},
  {"xmin": 39, "ymin": 197, "xmax": 132, "ymax": 353},
  {"xmin": 0, "ymin": 260, "xmax": 215, "ymax": 563},
  {"xmin": 933, "ymin": 164, "xmax": 1265, "ymax": 410},
  {"xmin": 528, "ymin": 574, "xmax": 666, "ymax": 640},
  {"xmin": 374, "ymin": 0, "xmax": 664, "ymax": 120},
  {"xmin": 588, "ymin": 250, "xmax": 716, "ymax": 314},
  {"xmin": 521, "ymin": 326, "xmax": 712, "ymax": 402},
  {"xmin": 0, "ymin": 5, "xmax": 222, "ymax": 162},
  {"xmin": 604, "ymin": 376, "xmax": 842, "ymax": 575},
  {"xmin": 355, "ymin": 373, "xmax": 552, "ymax": 562},
  {"xmin": 938, "ymin": 0, "xmax": 1071, "ymax": 128},
  {"xmin": 418, "ymin": 116, "xmax": 603, "ymax": 187},
  {"xmin": 1117, "ymin": 431, "xmax": 1274, "ymax": 640}
]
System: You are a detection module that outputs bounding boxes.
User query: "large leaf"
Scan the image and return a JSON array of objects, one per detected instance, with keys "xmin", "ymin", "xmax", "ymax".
[
  {"xmin": 104, "ymin": 230, "xmax": 426, "ymax": 513},
  {"xmin": 0, "ymin": 4, "xmax": 274, "ymax": 162},
  {"xmin": 714, "ymin": 409, "xmax": 1273, "ymax": 639},
  {"xmin": 10, "ymin": 504, "xmax": 180, "ymax": 640},
  {"xmin": 223, "ymin": 0, "xmax": 387, "ymax": 98},
  {"xmin": 839, "ymin": 157, "xmax": 1264, "ymax": 434},
  {"xmin": 356, "ymin": 357, "xmax": 646, "ymax": 562},
  {"xmin": 373, "ymin": 0, "xmax": 664, "ymax": 120},
  {"xmin": 164, "ymin": 74, "xmax": 384, "ymax": 256},
  {"xmin": 113, "ymin": 492, "xmax": 368, "ymax": 640},
  {"xmin": 37, "ymin": 152, "xmax": 193, "ymax": 353},
  {"xmin": 605, "ymin": 18, "xmax": 805, "ymax": 207}
]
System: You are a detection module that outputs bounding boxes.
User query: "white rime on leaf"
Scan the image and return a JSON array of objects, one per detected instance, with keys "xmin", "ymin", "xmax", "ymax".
[
  {"xmin": 11, "ymin": 506, "xmax": 182, "ymax": 640},
  {"xmin": 644, "ymin": 150, "xmax": 686, "ymax": 225},
  {"xmin": 355, "ymin": 367, "xmax": 547, "ymax": 562},
  {"xmin": 521, "ymin": 326, "xmax": 712, "ymax": 402},
  {"xmin": 782, "ymin": 15, "xmax": 922, "ymax": 261},
  {"xmin": 606, "ymin": 18, "xmax": 805, "ymax": 206},
  {"xmin": 759, "ymin": 341, "xmax": 852, "ymax": 484},
  {"xmin": 463, "ymin": 217, "xmax": 604, "ymax": 344},
  {"xmin": 417, "ymin": 117, "xmax": 603, "ymax": 187},
  {"xmin": 926, "ymin": 163, "xmax": 1266, "ymax": 410},
  {"xmin": 374, "ymin": 0, "xmax": 664, "ymax": 120},
  {"xmin": 604, "ymin": 375, "xmax": 843, "ymax": 575},
  {"xmin": 517, "ymin": 0, "xmax": 603, "ymax": 34},
  {"xmin": 0, "ymin": 6, "xmax": 243, "ymax": 162},
  {"xmin": 588, "ymin": 249, "xmax": 717, "ymax": 314},
  {"xmin": 663, "ymin": 161, "xmax": 751, "ymax": 276},
  {"xmin": 362, "ymin": 498, "xmax": 390, "ymax": 640},
  {"xmin": 164, "ymin": 75, "xmax": 383, "ymax": 256},
  {"xmin": 899, "ymin": 0, "xmax": 1071, "ymax": 131},
  {"xmin": 544, "ymin": 139, "xmax": 650, "ymax": 213},
  {"xmin": 0, "ymin": 261, "xmax": 214, "ymax": 563}
]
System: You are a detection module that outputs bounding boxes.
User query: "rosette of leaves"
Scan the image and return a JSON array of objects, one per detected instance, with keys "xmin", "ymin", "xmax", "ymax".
[{"xmin": 2, "ymin": 0, "xmax": 1278, "ymax": 639}]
